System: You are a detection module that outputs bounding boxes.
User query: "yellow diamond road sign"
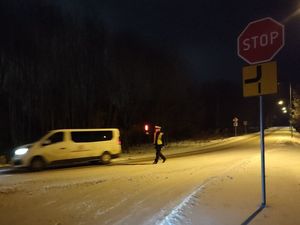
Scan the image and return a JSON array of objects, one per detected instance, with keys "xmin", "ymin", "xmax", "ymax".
[{"xmin": 243, "ymin": 61, "xmax": 277, "ymax": 97}]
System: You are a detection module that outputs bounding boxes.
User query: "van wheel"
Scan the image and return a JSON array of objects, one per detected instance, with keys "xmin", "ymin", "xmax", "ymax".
[
  {"xmin": 30, "ymin": 157, "xmax": 46, "ymax": 171},
  {"xmin": 100, "ymin": 152, "xmax": 111, "ymax": 164}
]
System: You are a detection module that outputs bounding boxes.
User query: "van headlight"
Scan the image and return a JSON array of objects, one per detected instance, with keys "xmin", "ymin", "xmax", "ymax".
[{"xmin": 15, "ymin": 148, "xmax": 29, "ymax": 155}]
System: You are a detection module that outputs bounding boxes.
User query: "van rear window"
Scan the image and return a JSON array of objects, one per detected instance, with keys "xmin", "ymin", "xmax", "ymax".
[{"xmin": 71, "ymin": 131, "xmax": 113, "ymax": 143}]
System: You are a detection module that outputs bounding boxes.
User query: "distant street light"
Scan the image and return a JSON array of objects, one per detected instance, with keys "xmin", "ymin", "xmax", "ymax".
[
  {"xmin": 277, "ymin": 85, "xmax": 293, "ymax": 137},
  {"xmin": 283, "ymin": 4, "xmax": 300, "ymax": 23},
  {"xmin": 278, "ymin": 100, "xmax": 284, "ymax": 105},
  {"xmin": 281, "ymin": 4, "xmax": 299, "ymax": 136}
]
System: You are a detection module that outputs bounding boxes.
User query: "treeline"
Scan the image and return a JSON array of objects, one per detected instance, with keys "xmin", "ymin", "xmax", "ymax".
[
  {"xmin": 0, "ymin": 0, "xmax": 256, "ymax": 153},
  {"xmin": 291, "ymin": 86, "xmax": 300, "ymax": 132}
]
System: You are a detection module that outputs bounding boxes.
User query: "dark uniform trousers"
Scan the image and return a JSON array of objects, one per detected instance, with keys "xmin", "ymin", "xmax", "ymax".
[{"xmin": 154, "ymin": 145, "xmax": 166, "ymax": 163}]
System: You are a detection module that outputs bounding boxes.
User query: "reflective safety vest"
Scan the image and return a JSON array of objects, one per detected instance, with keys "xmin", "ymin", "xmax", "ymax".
[{"xmin": 154, "ymin": 131, "xmax": 164, "ymax": 145}]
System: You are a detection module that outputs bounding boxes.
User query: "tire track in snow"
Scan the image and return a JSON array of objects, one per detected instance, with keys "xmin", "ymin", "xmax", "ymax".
[
  {"xmin": 155, "ymin": 157, "xmax": 255, "ymax": 225},
  {"xmin": 156, "ymin": 177, "xmax": 217, "ymax": 225}
]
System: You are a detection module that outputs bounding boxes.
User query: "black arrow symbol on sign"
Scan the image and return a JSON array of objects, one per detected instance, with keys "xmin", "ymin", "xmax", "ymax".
[{"xmin": 245, "ymin": 65, "xmax": 262, "ymax": 94}]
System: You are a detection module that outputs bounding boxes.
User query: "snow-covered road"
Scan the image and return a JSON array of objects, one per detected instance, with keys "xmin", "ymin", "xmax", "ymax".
[{"xmin": 1, "ymin": 127, "xmax": 300, "ymax": 225}]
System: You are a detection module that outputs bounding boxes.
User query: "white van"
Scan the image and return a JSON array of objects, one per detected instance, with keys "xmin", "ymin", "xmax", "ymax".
[{"xmin": 12, "ymin": 128, "xmax": 121, "ymax": 170}]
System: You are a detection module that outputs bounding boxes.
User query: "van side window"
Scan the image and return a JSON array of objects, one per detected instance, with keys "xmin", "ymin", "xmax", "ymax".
[
  {"xmin": 71, "ymin": 131, "xmax": 113, "ymax": 143},
  {"xmin": 46, "ymin": 132, "xmax": 63, "ymax": 145}
]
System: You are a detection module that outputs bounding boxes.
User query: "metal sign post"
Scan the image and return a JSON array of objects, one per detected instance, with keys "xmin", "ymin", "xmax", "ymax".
[
  {"xmin": 238, "ymin": 17, "xmax": 284, "ymax": 224},
  {"xmin": 243, "ymin": 121, "xmax": 248, "ymax": 134},
  {"xmin": 233, "ymin": 117, "xmax": 239, "ymax": 136},
  {"xmin": 259, "ymin": 96, "xmax": 266, "ymax": 207},
  {"xmin": 289, "ymin": 83, "xmax": 294, "ymax": 138}
]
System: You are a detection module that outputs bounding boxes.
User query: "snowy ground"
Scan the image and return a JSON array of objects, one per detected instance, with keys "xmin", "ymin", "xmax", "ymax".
[
  {"xmin": 160, "ymin": 128, "xmax": 300, "ymax": 225},
  {"xmin": 0, "ymin": 127, "xmax": 300, "ymax": 225}
]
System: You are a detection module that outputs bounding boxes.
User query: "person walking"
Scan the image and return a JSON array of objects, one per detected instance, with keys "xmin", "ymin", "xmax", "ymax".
[{"xmin": 153, "ymin": 125, "xmax": 166, "ymax": 164}]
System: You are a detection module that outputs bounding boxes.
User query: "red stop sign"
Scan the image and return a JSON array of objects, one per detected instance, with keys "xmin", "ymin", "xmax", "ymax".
[{"xmin": 237, "ymin": 17, "xmax": 284, "ymax": 64}]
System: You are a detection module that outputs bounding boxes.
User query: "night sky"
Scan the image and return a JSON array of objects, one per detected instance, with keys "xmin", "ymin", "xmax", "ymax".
[{"xmin": 56, "ymin": 0, "xmax": 300, "ymax": 83}]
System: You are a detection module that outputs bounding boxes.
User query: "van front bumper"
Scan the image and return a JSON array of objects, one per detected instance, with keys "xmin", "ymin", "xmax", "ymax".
[{"xmin": 12, "ymin": 159, "xmax": 23, "ymax": 166}]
